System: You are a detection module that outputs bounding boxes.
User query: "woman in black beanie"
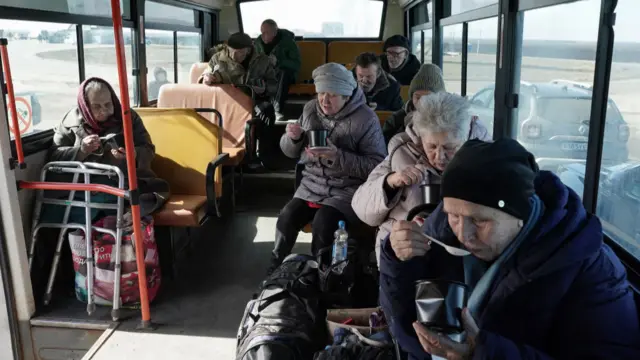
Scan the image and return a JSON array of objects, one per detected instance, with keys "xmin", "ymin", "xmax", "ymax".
[{"xmin": 380, "ymin": 138, "xmax": 640, "ymax": 360}]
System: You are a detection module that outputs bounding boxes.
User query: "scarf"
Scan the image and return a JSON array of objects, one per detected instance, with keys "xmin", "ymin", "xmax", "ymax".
[
  {"xmin": 465, "ymin": 194, "xmax": 544, "ymax": 319},
  {"xmin": 77, "ymin": 77, "xmax": 122, "ymax": 133}
]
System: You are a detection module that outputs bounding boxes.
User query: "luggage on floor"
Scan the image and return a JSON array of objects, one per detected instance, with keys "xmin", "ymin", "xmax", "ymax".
[
  {"xmin": 313, "ymin": 325, "xmax": 396, "ymax": 360},
  {"xmin": 69, "ymin": 215, "xmax": 161, "ymax": 306},
  {"xmin": 236, "ymin": 254, "xmax": 327, "ymax": 360}
]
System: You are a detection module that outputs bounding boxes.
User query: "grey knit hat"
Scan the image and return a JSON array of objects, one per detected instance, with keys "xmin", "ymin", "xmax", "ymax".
[
  {"xmin": 409, "ymin": 64, "xmax": 446, "ymax": 99},
  {"xmin": 313, "ymin": 63, "xmax": 357, "ymax": 96}
]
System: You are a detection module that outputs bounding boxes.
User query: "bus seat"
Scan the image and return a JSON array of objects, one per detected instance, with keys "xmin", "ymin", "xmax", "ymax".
[
  {"xmin": 134, "ymin": 108, "xmax": 229, "ymax": 227},
  {"xmin": 189, "ymin": 62, "xmax": 209, "ymax": 84},
  {"xmin": 400, "ymin": 86, "xmax": 410, "ymax": 103},
  {"xmin": 157, "ymin": 84, "xmax": 253, "ymax": 167},
  {"xmin": 375, "ymin": 110, "xmax": 394, "ymax": 127},
  {"xmin": 327, "ymin": 41, "xmax": 384, "ymax": 65},
  {"xmin": 293, "ymin": 41, "xmax": 326, "ymax": 95}
]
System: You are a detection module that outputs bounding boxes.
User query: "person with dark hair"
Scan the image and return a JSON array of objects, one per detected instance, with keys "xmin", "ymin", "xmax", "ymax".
[
  {"xmin": 380, "ymin": 139, "xmax": 640, "ymax": 359},
  {"xmin": 199, "ymin": 32, "xmax": 278, "ymax": 101},
  {"xmin": 353, "ymin": 52, "xmax": 403, "ymax": 111},
  {"xmin": 380, "ymin": 35, "xmax": 421, "ymax": 86},
  {"xmin": 254, "ymin": 19, "xmax": 301, "ymax": 121}
]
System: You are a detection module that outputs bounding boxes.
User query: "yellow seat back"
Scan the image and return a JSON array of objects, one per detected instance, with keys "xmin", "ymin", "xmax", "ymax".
[
  {"xmin": 327, "ymin": 41, "xmax": 384, "ymax": 65},
  {"xmin": 375, "ymin": 110, "xmax": 394, "ymax": 127},
  {"xmin": 400, "ymin": 86, "xmax": 410, "ymax": 103},
  {"xmin": 134, "ymin": 108, "xmax": 223, "ymax": 197},
  {"xmin": 296, "ymin": 41, "xmax": 327, "ymax": 83}
]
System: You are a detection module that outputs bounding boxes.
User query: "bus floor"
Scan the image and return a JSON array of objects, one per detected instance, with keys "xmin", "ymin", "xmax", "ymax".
[{"xmin": 30, "ymin": 172, "xmax": 311, "ymax": 358}]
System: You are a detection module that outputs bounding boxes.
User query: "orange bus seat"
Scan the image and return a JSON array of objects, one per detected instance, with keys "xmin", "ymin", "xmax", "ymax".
[
  {"xmin": 327, "ymin": 41, "xmax": 384, "ymax": 65},
  {"xmin": 189, "ymin": 62, "xmax": 209, "ymax": 84},
  {"xmin": 400, "ymin": 86, "xmax": 410, "ymax": 103},
  {"xmin": 134, "ymin": 108, "xmax": 228, "ymax": 226},
  {"xmin": 375, "ymin": 110, "xmax": 394, "ymax": 127},
  {"xmin": 157, "ymin": 83, "xmax": 252, "ymax": 166},
  {"xmin": 291, "ymin": 41, "xmax": 326, "ymax": 95}
]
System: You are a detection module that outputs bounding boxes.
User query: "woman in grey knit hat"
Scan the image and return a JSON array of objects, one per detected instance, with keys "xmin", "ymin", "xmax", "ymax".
[
  {"xmin": 269, "ymin": 63, "xmax": 387, "ymax": 272},
  {"xmin": 382, "ymin": 63, "xmax": 447, "ymax": 144}
]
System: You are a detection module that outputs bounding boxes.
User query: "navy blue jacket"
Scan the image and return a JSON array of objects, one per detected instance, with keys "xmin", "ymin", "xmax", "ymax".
[{"xmin": 379, "ymin": 171, "xmax": 640, "ymax": 359}]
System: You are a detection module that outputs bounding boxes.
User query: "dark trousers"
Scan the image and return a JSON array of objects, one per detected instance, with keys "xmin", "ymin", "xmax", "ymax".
[
  {"xmin": 273, "ymin": 198, "xmax": 348, "ymax": 265},
  {"xmin": 273, "ymin": 70, "xmax": 295, "ymax": 117}
]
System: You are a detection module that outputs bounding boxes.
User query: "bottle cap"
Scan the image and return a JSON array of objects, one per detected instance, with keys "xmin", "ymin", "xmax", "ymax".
[{"xmin": 338, "ymin": 220, "xmax": 345, "ymax": 229}]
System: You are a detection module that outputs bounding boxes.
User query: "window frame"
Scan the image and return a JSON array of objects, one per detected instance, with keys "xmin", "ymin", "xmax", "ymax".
[
  {"xmin": 404, "ymin": 0, "xmax": 640, "ymax": 270},
  {"xmin": 1, "ymin": 0, "xmax": 215, "ymax": 149},
  {"xmin": 236, "ymin": 0, "xmax": 388, "ymax": 41}
]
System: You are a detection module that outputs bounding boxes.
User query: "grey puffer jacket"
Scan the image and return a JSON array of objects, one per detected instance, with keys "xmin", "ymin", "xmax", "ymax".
[
  {"xmin": 351, "ymin": 119, "xmax": 491, "ymax": 265},
  {"xmin": 280, "ymin": 88, "xmax": 387, "ymax": 222}
]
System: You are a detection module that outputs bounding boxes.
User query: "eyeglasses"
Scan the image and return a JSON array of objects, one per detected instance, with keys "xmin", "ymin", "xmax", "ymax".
[{"xmin": 386, "ymin": 50, "xmax": 407, "ymax": 58}]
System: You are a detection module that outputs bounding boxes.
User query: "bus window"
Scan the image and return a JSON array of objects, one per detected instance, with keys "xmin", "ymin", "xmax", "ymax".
[
  {"xmin": 83, "ymin": 26, "xmax": 135, "ymax": 105},
  {"xmin": 0, "ymin": 0, "xmax": 129, "ymax": 18},
  {"xmin": 443, "ymin": 23, "xmax": 463, "ymax": 95},
  {"xmin": 238, "ymin": 0, "xmax": 384, "ymax": 39},
  {"xmin": 422, "ymin": 29, "xmax": 432, "ymax": 64},
  {"xmin": 411, "ymin": 30, "xmax": 421, "ymax": 60},
  {"xmin": 177, "ymin": 32, "xmax": 201, "ymax": 84},
  {"xmin": 597, "ymin": 0, "xmax": 640, "ymax": 260},
  {"xmin": 516, "ymin": 0, "xmax": 601, "ymax": 181},
  {"xmin": 146, "ymin": 30, "xmax": 175, "ymax": 102},
  {"xmin": 0, "ymin": 20, "xmax": 78, "ymax": 139},
  {"xmin": 466, "ymin": 17, "xmax": 498, "ymax": 97},
  {"xmin": 450, "ymin": 0, "xmax": 498, "ymax": 16}
]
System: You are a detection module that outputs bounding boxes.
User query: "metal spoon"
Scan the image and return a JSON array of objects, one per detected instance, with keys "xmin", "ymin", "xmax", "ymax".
[{"xmin": 419, "ymin": 232, "xmax": 471, "ymax": 257}]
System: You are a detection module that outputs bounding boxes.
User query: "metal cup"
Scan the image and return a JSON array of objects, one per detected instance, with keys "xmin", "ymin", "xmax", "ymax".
[
  {"xmin": 415, "ymin": 279, "xmax": 468, "ymax": 334},
  {"xmin": 308, "ymin": 129, "xmax": 328, "ymax": 148}
]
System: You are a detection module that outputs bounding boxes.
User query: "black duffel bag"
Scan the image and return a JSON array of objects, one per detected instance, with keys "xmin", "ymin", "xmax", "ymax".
[{"xmin": 236, "ymin": 254, "xmax": 327, "ymax": 360}]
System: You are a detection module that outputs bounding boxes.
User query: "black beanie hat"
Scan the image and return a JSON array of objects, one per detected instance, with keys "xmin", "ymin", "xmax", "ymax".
[
  {"xmin": 383, "ymin": 35, "xmax": 410, "ymax": 52},
  {"xmin": 227, "ymin": 32, "xmax": 253, "ymax": 50},
  {"xmin": 441, "ymin": 139, "xmax": 539, "ymax": 220}
]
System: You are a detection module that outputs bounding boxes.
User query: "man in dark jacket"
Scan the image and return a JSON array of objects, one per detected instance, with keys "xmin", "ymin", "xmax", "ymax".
[
  {"xmin": 254, "ymin": 19, "xmax": 301, "ymax": 121},
  {"xmin": 380, "ymin": 35, "xmax": 421, "ymax": 86},
  {"xmin": 382, "ymin": 63, "xmax": 445, "ymax": 143},
  {"xmin": 380, "ymin": 139, "xmax": 640, "ymax": 359},
  {"xmin": 353, "ymin": 52, "xmax": 403, "ymax": 112}
]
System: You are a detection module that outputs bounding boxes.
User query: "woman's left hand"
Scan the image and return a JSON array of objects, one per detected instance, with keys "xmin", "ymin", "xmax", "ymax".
[
  {"xmin": 305, "ymin": 139, "xmax": 338, "ymax": 161},
  {"xmin": 111, "ymin": 147, "xmax": 126, "ymax": 160},
  {"xmin": 413, "ymin": 308, "xmax": 479, "ymax": 360}
]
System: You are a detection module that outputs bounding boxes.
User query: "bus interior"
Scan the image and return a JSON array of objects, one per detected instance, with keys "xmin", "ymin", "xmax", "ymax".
[{"xmin": 0, "ymin": 0, "xmax": 639, "ymax": 359}]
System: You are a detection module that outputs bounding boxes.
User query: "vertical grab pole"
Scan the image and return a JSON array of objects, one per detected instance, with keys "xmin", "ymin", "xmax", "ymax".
[
  {"xmin": 109, "ymin": 0, "xmax": 152, "ymax": 327},
  {"xmin": 0, "ymin": 38, "xmax": 26, "ymax": 167}
]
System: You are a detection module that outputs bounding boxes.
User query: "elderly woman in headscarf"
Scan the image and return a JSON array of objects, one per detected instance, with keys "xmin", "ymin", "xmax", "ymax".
[
  {"xmin": 269, "ymin": 63, "xmax": 387, "ymax": 272},
  {"xmin": 382, "ymin": 63, "xmax": 447, "ymax": 144},
  {"xmin": 352, "ymin": 92, "xmax": 491, "ymax": 266},
  {"xmin": 49, "ymin": 77, "xmax": 169, "ymax": 218}
]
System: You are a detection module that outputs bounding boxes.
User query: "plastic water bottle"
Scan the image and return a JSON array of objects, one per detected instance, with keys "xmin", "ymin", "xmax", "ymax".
[{"xmin": 331, "ymin": 220, "xmax": 348, "ymax": 274}]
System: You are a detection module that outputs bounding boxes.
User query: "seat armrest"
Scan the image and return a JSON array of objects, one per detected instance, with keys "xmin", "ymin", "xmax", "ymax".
[{"xmin": 206, "ymin": 152, "xmax": 230, "ymax": 217}]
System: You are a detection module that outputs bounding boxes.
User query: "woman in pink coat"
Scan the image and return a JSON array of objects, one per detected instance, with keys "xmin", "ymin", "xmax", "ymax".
[{"xmin": 351, "ymin": 92, "xmax": 491, "ymax": 265}]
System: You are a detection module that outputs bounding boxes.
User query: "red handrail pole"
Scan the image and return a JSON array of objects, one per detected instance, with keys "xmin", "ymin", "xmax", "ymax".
[
  {"xmin": 109, "ymin": 0, "xmax": 152, "ymax": 326},
  {"xmin": 0, "ymin": 39, "xmax": 26, "ymax": 165},
  {"xmin": 18, "ymin": 181, "xmax": 127, "ymax": 198}
]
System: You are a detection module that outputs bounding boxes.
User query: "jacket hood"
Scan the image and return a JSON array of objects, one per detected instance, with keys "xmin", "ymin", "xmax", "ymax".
[
  {"xmin": 516, "ymin": 171, "xmax": 603, "ymax": 280},
  {"xmin": 314, "ymin": 86, "xmax": 367, "ymax": 121},
  {"xmin": 279, "ymin": 28, "xmax": 295, "ymax": 40}
]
